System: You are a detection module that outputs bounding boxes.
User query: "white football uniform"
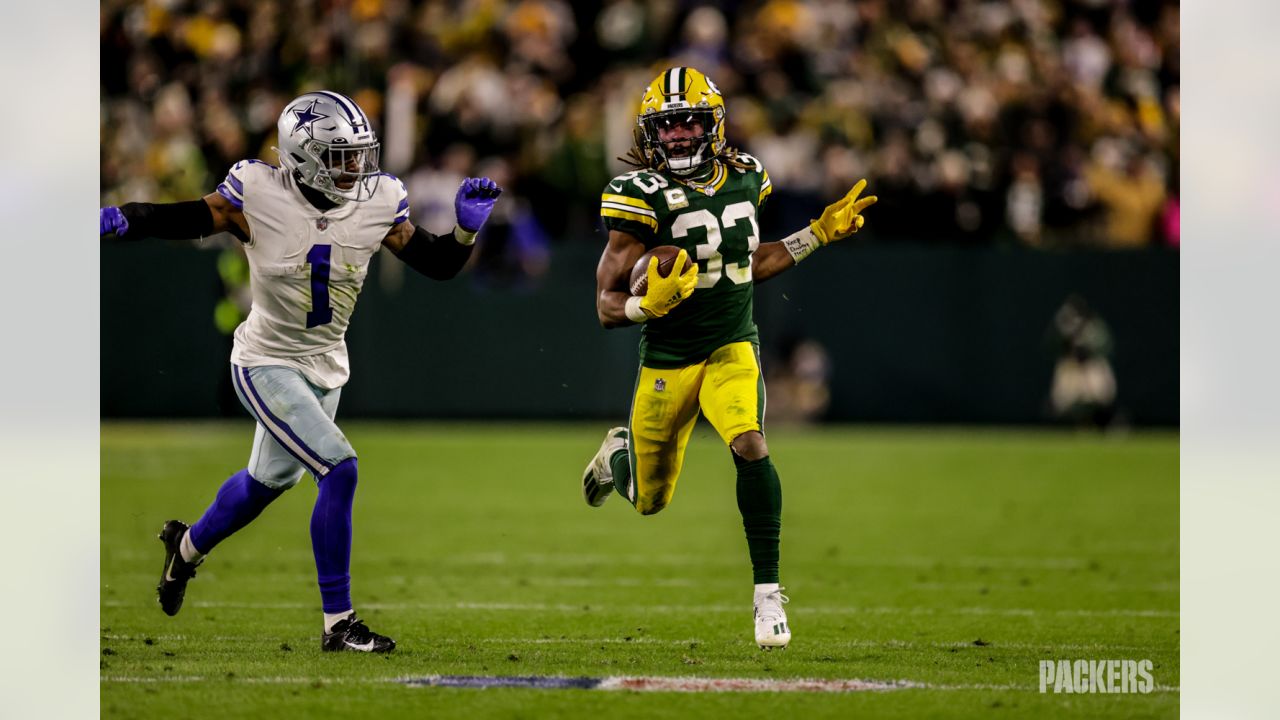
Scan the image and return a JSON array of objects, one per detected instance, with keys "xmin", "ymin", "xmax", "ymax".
[{"xmin": 216, "ymin": 160, "xmax": 409, "ymax": 389}]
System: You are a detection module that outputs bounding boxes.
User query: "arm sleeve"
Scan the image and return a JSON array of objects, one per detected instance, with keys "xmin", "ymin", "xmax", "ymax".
[
  {"xmin": 393, "ymin": 224, "xmax": 473, "ymax": 281},
  {"xmin": 119, "ymin": 200, "xmax": 214, "ymax": 240}
]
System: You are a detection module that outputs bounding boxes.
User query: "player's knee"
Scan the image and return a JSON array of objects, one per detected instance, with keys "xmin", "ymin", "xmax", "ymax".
[
  {"xmin": 731, "ymin": 431, "xmax": 769, "ymax": 461},
  {"xmin": 635, "ymin": 484, "xmax": 673, "ymax": 515},
  {"xmin": 636, "ymin": 496, "xmax": 668, "ymax": 516},
  {"xmin": 256, "ymin": 468, "xmax": 304, "ymax": 491},
  {"xmin": 317, "ymin": 454, "xmax": 358, "ymax": 483}
]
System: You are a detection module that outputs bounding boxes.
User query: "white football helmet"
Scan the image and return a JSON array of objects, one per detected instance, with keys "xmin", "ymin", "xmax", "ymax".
[{"xmin": 275, "ymin": 91, "xmax": 380, "ymax": 204}]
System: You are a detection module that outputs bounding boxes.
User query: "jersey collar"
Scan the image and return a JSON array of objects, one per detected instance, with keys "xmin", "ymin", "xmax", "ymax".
[{"xmin": 673, "ymin": 160, "xmax": 728, "ymax": 197}]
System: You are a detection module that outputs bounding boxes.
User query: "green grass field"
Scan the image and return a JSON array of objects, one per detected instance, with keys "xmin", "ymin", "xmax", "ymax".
[{"xmin": 101, "ymin": 422, "xmax": 1178, "ymax": 718}]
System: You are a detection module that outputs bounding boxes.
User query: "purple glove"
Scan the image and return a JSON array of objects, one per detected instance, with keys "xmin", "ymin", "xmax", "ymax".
[
  {"xmin": 100, "ymin": 206, "xmax": 128, "ymax": 237},
  {"xmin": 454, "ymin": 177, "xmax": 503, "ymax": 233}
]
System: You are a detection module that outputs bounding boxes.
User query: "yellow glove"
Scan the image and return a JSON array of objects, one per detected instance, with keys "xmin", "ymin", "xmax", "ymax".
[
  {"xmin": 810, "ymin": 179, "xmax": 878, "ymax": 245},
  {"xmin": 639, "ymin": 249, "xmax": 698, "ymax": 319}
]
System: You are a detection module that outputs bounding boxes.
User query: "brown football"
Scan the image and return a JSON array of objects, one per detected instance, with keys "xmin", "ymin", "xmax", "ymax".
[{"xmin": 629, "ymin": 245, "xmax": 685, "ymax": 296}]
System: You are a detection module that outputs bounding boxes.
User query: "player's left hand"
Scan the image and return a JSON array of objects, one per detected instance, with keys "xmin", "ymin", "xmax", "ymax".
[
  {"xmin": 101, "ymin": 206, "xmax": 129, "ymax": 237},
  {"xmin": 810, "ymin": 179, "xmax": 878, "ymax": 245},
  {"xmin": 455, "ymin": 177, "xmax": 503, "ymax": 233}
]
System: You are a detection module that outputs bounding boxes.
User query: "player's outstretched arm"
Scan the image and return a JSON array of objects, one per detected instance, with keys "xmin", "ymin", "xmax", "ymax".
[
  {"xmin": 596, "ymin": 230, "xmax": 698, "ymax": 328},
  {"xmin": 382, "ymin": 177, "xmax": 502, "ymax": 281},
  {"xmin": 751, "ymin": 179, "xmax": 878, "ymax": 283},
  {"xmin": 100, "ymin": 191, "xmax": 248, "ymax": 241}
]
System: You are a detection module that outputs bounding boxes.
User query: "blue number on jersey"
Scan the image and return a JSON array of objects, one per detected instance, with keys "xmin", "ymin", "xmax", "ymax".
[{"xmin": 306, "ymin": 244, "xmax": 333, "ymax": 328}]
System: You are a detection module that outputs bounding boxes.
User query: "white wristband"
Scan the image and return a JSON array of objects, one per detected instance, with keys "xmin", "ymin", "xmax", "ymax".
[
  {"xmin": 781, "ymin": 226, "xmax": 821, "ymax": 264},
  {"xmin": 624, "ymin": 295, "xmax": 649, "ymax": 324},
  {"xmin": 453, "ymin": 225, "xmax": 478, "ymax": 246}
]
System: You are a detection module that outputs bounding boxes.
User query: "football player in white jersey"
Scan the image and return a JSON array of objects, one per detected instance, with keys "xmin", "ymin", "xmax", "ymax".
[{"xmin": 100, "ymin": 91, "xmax": 503, "ymax": 653}]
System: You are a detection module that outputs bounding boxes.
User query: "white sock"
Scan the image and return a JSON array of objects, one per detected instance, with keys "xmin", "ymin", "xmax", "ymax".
[
  {"xmin": 754, "ymin": 583, "xmax": 780, "ymax": 597},
  {"xmin": 179, "ymin": 530, "xmax": 205, "ymax": 564},
  {"xmin": 324, "ymin": 609, "xmax": 355, "ymax": 634}
]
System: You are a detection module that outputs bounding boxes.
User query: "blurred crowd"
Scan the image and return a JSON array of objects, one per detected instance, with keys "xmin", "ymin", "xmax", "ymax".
[{"xmin": 101, "ymin": 0, "xmax": 1180, "ymax": 263}]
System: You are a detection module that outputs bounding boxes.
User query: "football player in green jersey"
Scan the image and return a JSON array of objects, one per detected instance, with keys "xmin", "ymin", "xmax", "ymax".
[{"xmin": 581, "ymin": 66, "xmax": 877, "ymax": 650}]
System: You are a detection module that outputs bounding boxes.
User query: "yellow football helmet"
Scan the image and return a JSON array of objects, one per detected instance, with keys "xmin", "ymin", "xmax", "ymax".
[{"xmin": 636, "ymin": 67, "xmax": 727, "ymax": 175}]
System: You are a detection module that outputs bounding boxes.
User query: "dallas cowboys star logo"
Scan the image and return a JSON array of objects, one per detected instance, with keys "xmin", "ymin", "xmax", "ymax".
[{"xmin": 291, "ymin": 99, "xmax": 330, "ymax": 138}]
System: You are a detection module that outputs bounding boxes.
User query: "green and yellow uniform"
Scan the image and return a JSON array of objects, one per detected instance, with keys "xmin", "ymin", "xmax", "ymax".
[
  {"xmin": 600, "ymin": 155, "xmax": 774, "ymax": 514},
  {"xmin": 585, "ymin": 66, "xmax": 875, "ymax": 641}
]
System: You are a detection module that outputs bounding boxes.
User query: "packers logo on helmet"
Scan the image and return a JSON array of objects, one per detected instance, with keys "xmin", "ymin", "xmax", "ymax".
[{"xmin": 635, "ymin": 67, "xmax": 727, "ymax": 175}]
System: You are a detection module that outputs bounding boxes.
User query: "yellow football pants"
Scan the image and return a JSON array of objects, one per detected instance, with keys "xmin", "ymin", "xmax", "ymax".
[{"xmin": 626, "ymin": 341, "xmax": 765, "ymax": 515}]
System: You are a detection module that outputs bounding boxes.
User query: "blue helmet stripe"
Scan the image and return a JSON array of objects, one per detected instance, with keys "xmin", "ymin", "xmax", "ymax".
[{"xmin": 317, "ymin": 90, "xmax": 367, "ymax": 129}]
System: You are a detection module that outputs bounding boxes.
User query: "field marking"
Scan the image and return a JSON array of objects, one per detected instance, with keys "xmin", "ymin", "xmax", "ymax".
[
  {"xmin": 99, "ymin": 674, "xmax": 1181, "ymax": 694},
  {"xmin": 448, "ymin": 552, "xmax": 1178, "ymax": 571},
  {"xmin": 106, "ymin": 573, "xmax": 697, "ymax": 588},
  {"xmin": 100, "ymin": 633, "xmax": 1166, "ymax": 653},
  {"xmin": 909, "ymin": 582, "xmax": 1178, "ymax": 594},
  {"xmin": 106, "ymin": 571, "xmax": 1175, "ymax": 594},
  {"xmin": 103, "ymin": 549, "xmax": 1170, "ymax": 572},
  {"xmin": 101, "ymin": 634, "xmax": 700, "ymax": 646},
  {"xmin": 101, "ymin": 599, "xmax": 1178, "ymax": 618}
]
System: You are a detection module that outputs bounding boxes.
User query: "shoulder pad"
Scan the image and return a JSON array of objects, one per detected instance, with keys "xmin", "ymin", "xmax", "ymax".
[
  {"xmin": 601, "ymin": 172, "xmax": 663, "ymax": 234},
  {"xmin": 379, "ymin": 173, "xmax": 410, "ymax": 225},
  {"xmin": 730, "ymin": 152, "xmax": 765, "ymax": 174},
  {"xmin": 217, "ymin": 159, "xmax": 275, "ymax": 209},
  {"xmin": 604, "ymin": 170, "xmax": 672, "ymax": 199}
]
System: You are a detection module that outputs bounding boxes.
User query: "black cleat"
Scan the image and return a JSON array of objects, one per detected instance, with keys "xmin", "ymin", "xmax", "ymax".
[
  {"xmin": 156, "ymin": 520, "xmax": 201, "ymax": 616},
  {"xmin": 321, "ymin": 614, "xmax": 397, "ymax": 653}
]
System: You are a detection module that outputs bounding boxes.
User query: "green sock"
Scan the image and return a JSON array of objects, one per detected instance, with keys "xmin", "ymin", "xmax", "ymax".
[
  {"xmin": 609, "ymin": 449, "xmax": 634, "ymax": 506},
  {"xmin": 734, "ymin": 454, "xmax": 782, "ymax": 584}
]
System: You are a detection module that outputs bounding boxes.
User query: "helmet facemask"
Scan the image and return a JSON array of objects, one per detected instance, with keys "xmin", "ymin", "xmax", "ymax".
[
  {"xmin": 640, "ymin": 107, "xmax": 721, "ymax": 175},
  {"xmin": 317, "ymin": 141, "xmax": 381, "ymax": 202}
]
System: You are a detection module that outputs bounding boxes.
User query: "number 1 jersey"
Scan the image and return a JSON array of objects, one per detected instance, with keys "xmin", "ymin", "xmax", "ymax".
[
  {"xmin": 600, "ymin": 155, "xmax": 774, "ymax": 369},
  {"xmin": 217, "ymin": 159, "xmax": 409, "ymax": 389}
]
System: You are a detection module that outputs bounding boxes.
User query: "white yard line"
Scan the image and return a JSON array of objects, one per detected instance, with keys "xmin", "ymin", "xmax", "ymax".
[
  {"xmin": 106, "ymin": 571, "xmax": 1176, "ymax": 593},
  {"xmin": 103, "ymin": 549, "xmax": 1167, "ymax": 572},
  {"xmin": 100, "ymin": 634, "xmax": 1167, "ymax": 653},
  {"xmin": 99, "ymin": 674, "xmax": 1182, "ymax": 694},
  {"xmin": 101, "ymin": 599, "xmax": 1178, "ymax": 618},
  {"xmin": 107, "ymin": 573, "xmax": 698, "ymax": 588}
]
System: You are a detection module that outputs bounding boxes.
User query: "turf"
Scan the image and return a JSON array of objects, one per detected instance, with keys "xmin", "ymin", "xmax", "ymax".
[{"xmin": 101, "ymin": 422, "xmax": 1179, "ymax": 718}]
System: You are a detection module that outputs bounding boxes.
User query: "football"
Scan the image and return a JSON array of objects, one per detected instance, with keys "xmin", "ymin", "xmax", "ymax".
[{"xmin": 629, "ymin": 245, "xmax": 685, "ymax": 296}]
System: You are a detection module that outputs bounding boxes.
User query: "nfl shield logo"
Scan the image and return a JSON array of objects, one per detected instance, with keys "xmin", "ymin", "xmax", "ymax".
[
  {"xmin": 316, "ymin": 217, "xmax": 329, "ymax": 231},
  {"xmin": 654, "ymin": 378, "xmax": 666, "ymax": 392}
]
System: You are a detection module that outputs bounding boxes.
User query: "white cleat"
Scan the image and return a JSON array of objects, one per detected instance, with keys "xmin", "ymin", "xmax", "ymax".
[
  {"xmin": 582, "ymin": 427, "xmax": 628, "ymax": 507},
  {"xmin": 754, "ymin": 587, "xmax": 791, "ymax": 650}
]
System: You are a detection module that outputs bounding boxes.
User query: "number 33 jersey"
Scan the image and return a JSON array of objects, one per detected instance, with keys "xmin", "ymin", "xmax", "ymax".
[
  {"xmin": 600, "ymin": 155, "xmax": 774, "ymax": 369},
  {"xmin": 217, "ymin": 159, "xmax": 410, "ymax": 389}
]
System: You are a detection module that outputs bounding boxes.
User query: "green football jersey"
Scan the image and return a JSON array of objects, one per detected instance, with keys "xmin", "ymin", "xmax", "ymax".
[{"xmin": 601, "ymin": 155, "xmax": 774, "ymax": 368}]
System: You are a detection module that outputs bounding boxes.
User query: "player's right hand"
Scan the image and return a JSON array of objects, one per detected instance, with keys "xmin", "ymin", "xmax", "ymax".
[
  {"xmin": 639, "ymin": 249, "xmax": 698, "ymax": 319},
  {"xmin": 100, "ymin": 206, "xmax": 129, "ymax": 237}
]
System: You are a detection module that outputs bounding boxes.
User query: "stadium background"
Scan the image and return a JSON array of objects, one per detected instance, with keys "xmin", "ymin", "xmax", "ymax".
[{"xmin": 99, "ymin": 0, "xmax": 1179, "ymax": 426}]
